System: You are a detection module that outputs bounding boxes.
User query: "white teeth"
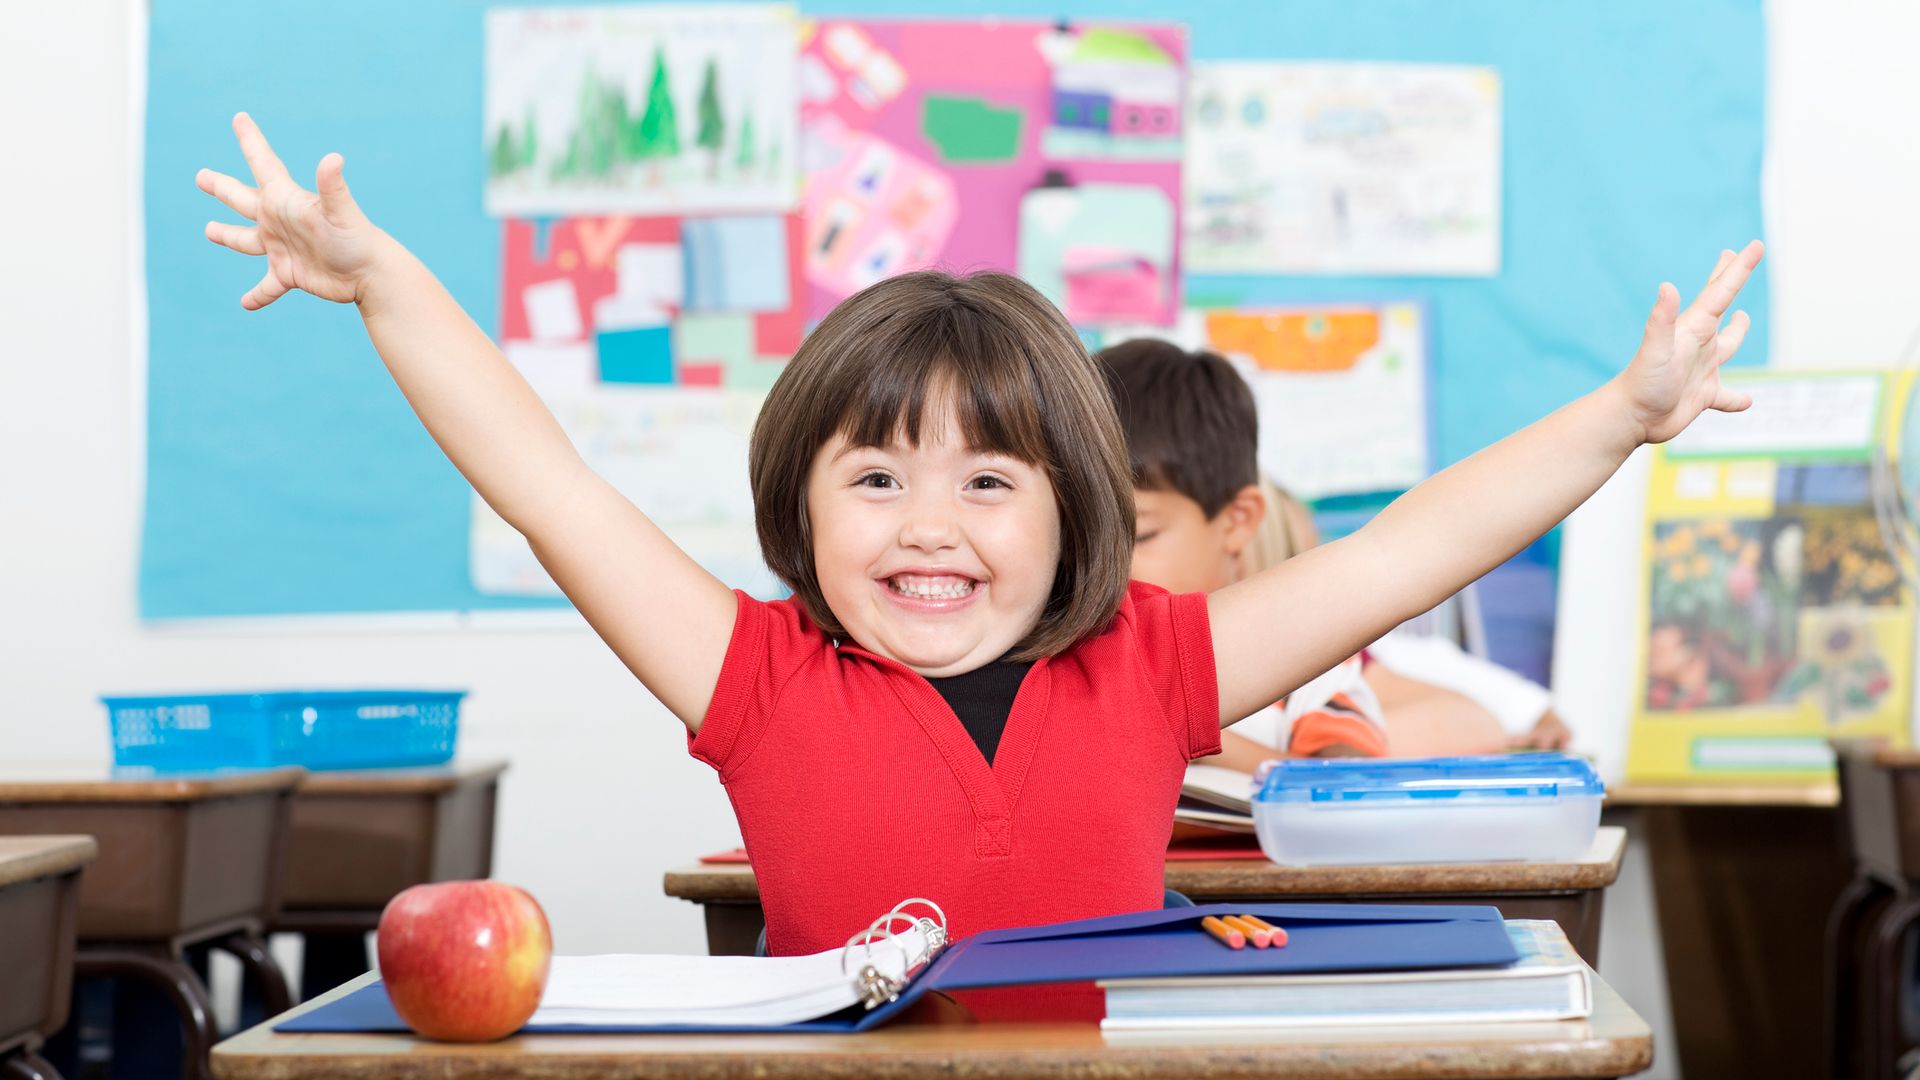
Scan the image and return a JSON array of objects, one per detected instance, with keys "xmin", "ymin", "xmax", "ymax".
[{"xmin": 888, "ymin": 576, "xmax": 976, "ymax": 600}]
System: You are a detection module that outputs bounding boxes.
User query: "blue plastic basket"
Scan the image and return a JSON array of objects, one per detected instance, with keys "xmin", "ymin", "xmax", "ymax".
[{"xmin": 101, "ymin": 690, "xmax": 465, "ymax": 772}]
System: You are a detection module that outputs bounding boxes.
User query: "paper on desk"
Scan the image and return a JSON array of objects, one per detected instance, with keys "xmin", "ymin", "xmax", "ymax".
[{"xmin": 531, "ymin": 926, "xmax": 927, "ymax": 1027}]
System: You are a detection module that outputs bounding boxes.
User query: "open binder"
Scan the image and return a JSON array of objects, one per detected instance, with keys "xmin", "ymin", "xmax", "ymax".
[{"xmin": 280, "ymin": 900, "xmax": 1519, "ymax": 1035}]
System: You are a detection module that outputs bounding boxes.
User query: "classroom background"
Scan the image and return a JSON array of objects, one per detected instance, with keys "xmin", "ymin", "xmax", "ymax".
[{"xmin": 5, "ymin": 2, "xmax": 1919, "ymax": 1077}]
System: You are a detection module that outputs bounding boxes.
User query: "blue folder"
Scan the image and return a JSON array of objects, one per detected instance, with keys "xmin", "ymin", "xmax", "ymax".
[{"xmin": 278, "ymin": 902, "xmax": 1519, "ymax": 1035}]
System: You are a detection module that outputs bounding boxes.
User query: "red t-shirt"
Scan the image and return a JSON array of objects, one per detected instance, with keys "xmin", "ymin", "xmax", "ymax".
[{"xmin": 689, "ymin": 580, "xmax": 1221, "ymax": 956}]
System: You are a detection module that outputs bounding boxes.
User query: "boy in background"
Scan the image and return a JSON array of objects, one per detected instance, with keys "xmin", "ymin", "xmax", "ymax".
[{"xmin": 1098, "ymin": 338, "xmax": 1522, "ymax": 767}]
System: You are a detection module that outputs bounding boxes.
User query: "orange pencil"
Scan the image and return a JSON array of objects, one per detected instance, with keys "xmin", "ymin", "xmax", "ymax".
[
  {"xmin": 1239, "ymin": 914, "xmax": 1288, "ymax": 947},
  {"xmin": 1222, "ymin": 915, "xmax": 1271, "ymax": 948},
  {"xmin": 1200, "ymin": 915, "xmax": 1245, "ymax": 950}
]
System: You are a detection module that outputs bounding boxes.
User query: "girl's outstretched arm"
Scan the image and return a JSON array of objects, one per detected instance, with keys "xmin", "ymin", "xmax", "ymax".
[
  {"xmin": 198, "ymin": 113, "xmax": 735, "ymax": 731},
  {"xmin": 1209, "ymin": 242, "xmax": 1763, "ymax": 726}
]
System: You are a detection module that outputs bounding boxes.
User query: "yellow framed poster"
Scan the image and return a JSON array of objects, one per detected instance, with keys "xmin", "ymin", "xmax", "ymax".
[{"xmin": 1626, "ymin": 371, "xmax": 1915, "ymax": 783}]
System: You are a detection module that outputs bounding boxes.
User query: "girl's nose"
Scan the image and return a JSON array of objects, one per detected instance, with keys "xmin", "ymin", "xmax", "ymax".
[{"xmin": 899, "ymin": 493, "xmax": 960, "ymax": 551}]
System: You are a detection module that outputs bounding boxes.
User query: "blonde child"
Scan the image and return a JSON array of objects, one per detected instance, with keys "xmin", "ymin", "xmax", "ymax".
[{"xmin": 197, "ymin": 114, "xmax": 1759, "ymax": 954}]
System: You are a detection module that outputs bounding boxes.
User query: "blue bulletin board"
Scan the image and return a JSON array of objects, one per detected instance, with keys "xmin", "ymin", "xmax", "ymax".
[{"xmin": 141, "ymin": 0, "xmax": 1767, "ymax": 619}]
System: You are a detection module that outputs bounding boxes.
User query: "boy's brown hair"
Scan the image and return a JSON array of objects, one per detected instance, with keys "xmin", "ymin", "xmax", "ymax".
[
  {"xmin": 1095, "ymin": 338, "xmax": 1259, "ymax": 518},
  {"xmin": 749, "ymin": 270, "xmax": 1135, "ymax": 661}
]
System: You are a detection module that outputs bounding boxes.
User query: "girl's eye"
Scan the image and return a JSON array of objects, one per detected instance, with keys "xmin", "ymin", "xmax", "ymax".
[
  {"xmin": 1135, "ymin": 531, "xmax": 1160, "ymax": 544},
  {"xmin": 855, "ymin": 472, "xmax": 897, "ymax": 489},
  {"xmin": 969, "ymin": 474, "xmax": 1011, "ymax": 490}
]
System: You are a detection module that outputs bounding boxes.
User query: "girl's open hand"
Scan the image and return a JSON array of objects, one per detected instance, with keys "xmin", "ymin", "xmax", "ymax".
[
  {"xmin": 1618, "ymin": 240, "xmax": 1764, "ymax": 444},
  {"xmin": 196, "ymin": 113, "xmax": 385, "ymax": 310}
]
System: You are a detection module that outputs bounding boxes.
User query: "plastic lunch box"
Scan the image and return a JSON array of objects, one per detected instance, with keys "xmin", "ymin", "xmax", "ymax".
[{"xmin": 1252, "ymin": 753, "xmax": 1605, "ymax": 866}]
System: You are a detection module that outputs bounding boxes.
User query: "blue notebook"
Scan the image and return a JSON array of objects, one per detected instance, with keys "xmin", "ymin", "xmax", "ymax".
[{"xmin": 278, "ymin": 902, "xmax": 1518, "ymax": 1035}]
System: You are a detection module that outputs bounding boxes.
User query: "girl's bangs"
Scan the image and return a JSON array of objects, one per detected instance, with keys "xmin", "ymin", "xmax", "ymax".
[{"xmin": 830, "ymin": 325, "xmax": 1056, "ymax": 468}]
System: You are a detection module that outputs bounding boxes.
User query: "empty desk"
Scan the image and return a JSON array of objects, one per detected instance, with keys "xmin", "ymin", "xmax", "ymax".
[
  {"xmin": 0, "ymin": 835, "xmax": 96, "ymax": 1080},
  {"xmin": 0, "ymin": 768, "xmax": 302, "ymax": 1080}
]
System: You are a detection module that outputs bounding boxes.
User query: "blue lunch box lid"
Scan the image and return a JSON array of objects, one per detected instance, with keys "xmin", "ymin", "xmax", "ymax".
[{"xmin": 1254, "ymin": 752, "xmax": 1606, "ymax": 805}]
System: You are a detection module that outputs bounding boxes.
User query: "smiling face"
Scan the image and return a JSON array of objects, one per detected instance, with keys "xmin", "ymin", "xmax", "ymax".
[
  {"xmin": 807, "ymin": 406, "xmax": 1063, "ymax": 677},
  {"xmin": 749, "ymin": 269, "xmax": 1136, "ymax": 671}
]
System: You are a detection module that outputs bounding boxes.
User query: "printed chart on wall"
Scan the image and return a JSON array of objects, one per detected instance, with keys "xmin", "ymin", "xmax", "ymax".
[
  {"xmin": 1184, "ymin": 62, "xmax": 1501, "ymax": 275},
  {"xmin": 473, "ymin": 5, "xmax": 803, "ymax": 598},
  {"xmin": 1093, "ymin": 301, "xmax": 1430, "ymax": 500},
  {"xmin": 799, "ymin": 18, "xmax": 1185, "ymax": 327},
  {"xmin": 1627, "ymin": 372, "xmax": 1918, "ymax": 784}
]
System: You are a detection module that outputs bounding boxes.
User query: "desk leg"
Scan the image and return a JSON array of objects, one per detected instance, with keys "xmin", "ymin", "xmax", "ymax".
[
  {"xmin": 1641, "ymin": 802, "xmax": 1853, "ymax": 1080},
  {"xmin": 73, "ymin": 948, "xmax": 216, "ymax": 1080},
  {"xmin": 215, "ymin": 931, "xmax": 293, "ymax": 1024},
  {"xmin": 702, "ymin": 902, "xmax": 767, "ymax": 956}
]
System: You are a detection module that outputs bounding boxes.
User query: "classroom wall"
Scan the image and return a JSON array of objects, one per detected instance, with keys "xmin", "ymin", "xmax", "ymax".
[{"xmin": 3, "ymin": 0, "xmax": 1917, "ymax": 988}]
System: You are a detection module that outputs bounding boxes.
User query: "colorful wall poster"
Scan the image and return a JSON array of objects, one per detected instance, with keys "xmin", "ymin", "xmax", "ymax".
[
  {"xmin": 485, "ymin": 5, "xmax": 799, "ymax": 216},
  {"xmin": 1626, "ymin": 372, "xmax": 1915, "ymax": 784},
  {"xmin": 471, "ymin": 213, "xmax": 804, "ymax": 597},
  {"xmin": 1185, "ymin": 62, "xmax": 1501, "ymax": 275},
  {"xmin": 799, "ymin": 19, "xmax": 1185, "ymax": 326},
  {"xmin": 1092, "ymin": 300, "xmax": 1430, "ymax": 499}
]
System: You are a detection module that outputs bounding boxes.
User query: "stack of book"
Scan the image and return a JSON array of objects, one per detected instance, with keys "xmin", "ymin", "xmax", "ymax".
[
  {"xmin": 1176, "ymin": 764, "xmax": 1257, "ymax": 834},
  {"xmin": 1099, "ymin": 920, "xmax": 1592, "ymax": 1031}
]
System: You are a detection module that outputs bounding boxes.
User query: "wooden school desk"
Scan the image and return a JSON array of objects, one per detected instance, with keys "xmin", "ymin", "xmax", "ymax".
[
  {"xmin": 1608, "ymin": 782, "xmax": 1849, "ymax": 1080},
  {"xmin": 270, "ymin": 760, "xmax": 507, "ymax": 1001},
  {"xmin": 210, "ymin": 967, "xmax": 1655, "ymax": 1080},
  {"xmin": 0, "ymin": 767, "xmax": 303, "ymax": 1080},
  {"xmin": 663, "ymin": 826, "xmax": 1628, "ymax": 965},
  {"xmin": 0, "ymin": 835, "xmax": 96, "ymax": 1079}
]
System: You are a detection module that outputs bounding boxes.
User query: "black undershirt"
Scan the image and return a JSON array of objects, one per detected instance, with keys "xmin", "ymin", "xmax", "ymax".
[{"xmin": 926, "ymin": 657, "xmax": 1033, "ymax": 767}]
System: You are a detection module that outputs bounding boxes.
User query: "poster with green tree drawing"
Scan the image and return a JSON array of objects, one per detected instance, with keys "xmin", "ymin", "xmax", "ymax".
[{"xmin": 484, "ymin": 4, "xmax": 797, "ymax": 215}]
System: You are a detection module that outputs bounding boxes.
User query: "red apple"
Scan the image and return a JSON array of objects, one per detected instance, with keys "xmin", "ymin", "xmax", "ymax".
[{"xmin": 376, "ymin": 880, "xmax": 553, "ymax": 1042}]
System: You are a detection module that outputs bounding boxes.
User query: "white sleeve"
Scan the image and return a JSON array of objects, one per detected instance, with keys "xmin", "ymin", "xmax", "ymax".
[
  {"xmin": 1366, "ymin": 632, "xmax": 1553, "ymax": 737},
  {"xmin": 1230, "ymin": 704, "xmax": 1290, "ymax": 750},
  {"xmin": 1280, "ymin": 656, "xmax": 1387, "ymax": 736}
]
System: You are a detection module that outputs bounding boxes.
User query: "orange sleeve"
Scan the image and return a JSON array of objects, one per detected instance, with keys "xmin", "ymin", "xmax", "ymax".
[{"xmin": 1285, "ymin": 691, "xmax": 1390, "ymax": 758}]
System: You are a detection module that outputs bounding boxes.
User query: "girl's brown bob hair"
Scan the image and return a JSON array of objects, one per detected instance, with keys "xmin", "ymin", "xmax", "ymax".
[{"xmin": 749, "ymin": 269, "xmax": 1135, "ymax": 661}]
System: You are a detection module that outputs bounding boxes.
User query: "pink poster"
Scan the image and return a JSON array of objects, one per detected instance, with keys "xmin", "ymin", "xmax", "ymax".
[{"xmin": 799, "ymin": 19, "xmax": 1185, "ymax": 326}]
